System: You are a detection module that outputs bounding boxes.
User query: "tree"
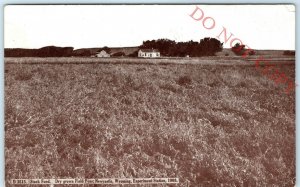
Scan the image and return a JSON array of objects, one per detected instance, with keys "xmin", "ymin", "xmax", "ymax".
[
  {"xmin": 198, "ymin": 37, "xmax": 223, "ymax": 56},
  {"xmin": 231, "ymin": 43, "xmax": 245, "ymax": 55},
  {"xmin": 231, "ymin": 43, "xmax": 255, "ymax": 56},
  {"xmin": 140, "ymin": 39, "xmax": 176, "ymax": 56}
]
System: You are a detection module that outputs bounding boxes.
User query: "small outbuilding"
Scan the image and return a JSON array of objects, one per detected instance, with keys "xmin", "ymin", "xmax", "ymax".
[
  {"xmin": 96, "ymin": 50, "xmax": 110, "ymax": 58},
  {"xmin": 138, "ymin": 49, "xmax": 160, "ymax": 58}
]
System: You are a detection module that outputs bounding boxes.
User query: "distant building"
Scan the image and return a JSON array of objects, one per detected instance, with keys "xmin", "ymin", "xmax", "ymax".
[
  {"xmin": 138, "ymin": 49, "xmax": 160, "ymax": 58},
  {"xmin": 96, "ymin": 50, "xmax": 110, "ymax": 57}
]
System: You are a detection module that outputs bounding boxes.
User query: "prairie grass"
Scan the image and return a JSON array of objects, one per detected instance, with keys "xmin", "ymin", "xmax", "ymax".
[{"xmin": 5, "ymin": 58, "xmax": 295, "ymax": 186}]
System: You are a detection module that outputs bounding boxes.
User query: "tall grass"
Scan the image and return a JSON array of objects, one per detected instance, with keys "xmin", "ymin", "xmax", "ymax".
[{"xmin": 5, "ymin": 58, "xmax": 295, "ymax": 186}]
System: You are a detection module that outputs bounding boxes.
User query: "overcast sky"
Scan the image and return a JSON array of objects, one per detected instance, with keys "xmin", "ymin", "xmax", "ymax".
[{"xmin": 4, "ymin": 5, "xmax": 295, "ymax": 50}]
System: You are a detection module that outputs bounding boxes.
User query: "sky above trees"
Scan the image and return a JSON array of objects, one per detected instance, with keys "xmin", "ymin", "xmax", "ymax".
[{"xmin": 4, "ymin": 5, "xmax": 295, "ymax": 50}]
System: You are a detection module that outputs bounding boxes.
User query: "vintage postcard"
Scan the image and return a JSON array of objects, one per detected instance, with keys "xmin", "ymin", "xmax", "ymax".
[{"xmin": 4, "ymin": 5, "xmax": 295, "ymax": 186}]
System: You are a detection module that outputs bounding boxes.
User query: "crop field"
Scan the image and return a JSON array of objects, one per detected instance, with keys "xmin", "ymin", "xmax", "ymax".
[{"xmin": 5, "ymin": 57, "xmax": 295, "ymax": 186}]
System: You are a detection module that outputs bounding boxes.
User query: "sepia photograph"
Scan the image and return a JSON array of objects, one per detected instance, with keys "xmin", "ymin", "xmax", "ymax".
[{"xmin": 4, "ymin": 4, "xmax": 295, "ymax": 186}]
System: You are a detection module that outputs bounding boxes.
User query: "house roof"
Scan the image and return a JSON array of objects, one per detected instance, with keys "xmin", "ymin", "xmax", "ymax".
[
  {"xmin": 97, "ymin": 50, "xmax": 110, "ymax": 54},
  {"xmin": 139, "ymin": 49, "xmax": 160, "ymax": 53}
]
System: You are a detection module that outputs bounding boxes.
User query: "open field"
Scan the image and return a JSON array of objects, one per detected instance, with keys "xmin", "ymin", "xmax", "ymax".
[
  {"xmin": 5, "ymin": 57, "xmax": 295, "ymax": 186},
  {"xmin": 5, "ymin": 56, "xmax": 295, "ymax": 65}
]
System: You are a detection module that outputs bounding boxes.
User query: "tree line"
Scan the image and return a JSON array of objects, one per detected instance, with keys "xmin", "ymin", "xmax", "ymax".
[
  {"xmin": 137, "ymin": 38, "xmax": 223, "ymax": 57},
  {"xmin": 5, "ymin": 46, "xmax": 75, "ymax": 57},
  {"xmin": 5, "ymin": 37, "xmax": 224, "ymax": 57}
]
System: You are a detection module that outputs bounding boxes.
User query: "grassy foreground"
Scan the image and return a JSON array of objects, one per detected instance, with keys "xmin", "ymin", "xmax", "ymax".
[{"xmin": 5, "ymin": 58, "xmax": 295, "ymax": 186}]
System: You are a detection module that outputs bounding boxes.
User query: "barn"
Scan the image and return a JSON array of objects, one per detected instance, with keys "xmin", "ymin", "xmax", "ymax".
[
  {"xmin": 138, "ymin": 49, "xmax": 160, "ymax": 58},
  {"xmin": 96, "ymin": 50, "xmax": 110, "ymax": 57}
]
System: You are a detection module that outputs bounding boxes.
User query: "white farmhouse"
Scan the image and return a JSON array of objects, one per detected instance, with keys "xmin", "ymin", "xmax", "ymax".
[
  {"xmin": 96, "ymin": 50, "xmax": 110, "ymax": 57},
  {"xmin": 138, "ymin": 49, "xmax": 160, "ymax": 58}
]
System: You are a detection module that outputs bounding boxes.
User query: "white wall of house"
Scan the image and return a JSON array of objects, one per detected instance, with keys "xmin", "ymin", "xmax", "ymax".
[{"xmin": 138, "ymin": 50, "xmax": 160, "ymax": 58}]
